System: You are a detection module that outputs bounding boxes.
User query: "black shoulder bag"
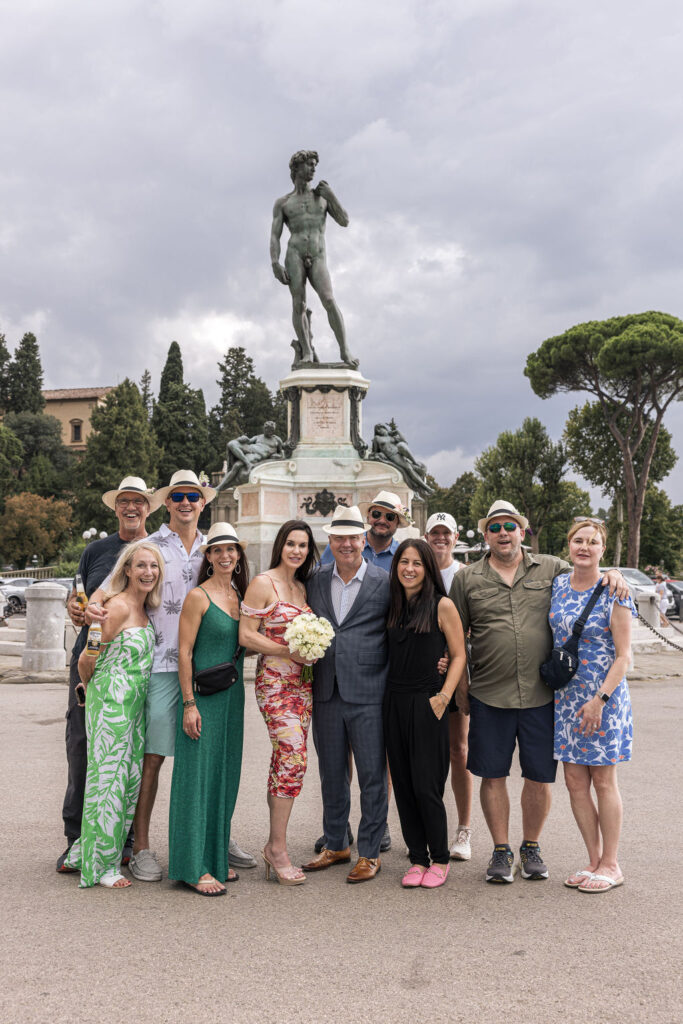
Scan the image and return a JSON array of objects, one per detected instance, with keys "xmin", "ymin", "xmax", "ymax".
[
  {"xmin": 193, "ymin": 641, "xmax": 244, "ymax": 697},
  {"xmin": 540, "ymin": 581, "xmax": 606, "ymax": 691}
]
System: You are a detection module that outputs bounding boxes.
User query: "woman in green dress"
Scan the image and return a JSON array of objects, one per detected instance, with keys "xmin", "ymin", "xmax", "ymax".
[
  {"xmin": 168, "ymin": 522, "xmax": 249, "ymax": 896},
  {"xmin": 65, "ymin": 540, "xmax": 164, "ymax": 889}
]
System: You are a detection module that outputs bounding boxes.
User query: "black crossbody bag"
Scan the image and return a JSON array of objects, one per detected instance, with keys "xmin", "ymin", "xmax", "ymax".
[
  {"xmin": 540, "ymin": 581, "xmax": 606, "ymax": 690},
  {"xmin": 193, "ymin": 642, "xmax": 244, "ymax": 697}
]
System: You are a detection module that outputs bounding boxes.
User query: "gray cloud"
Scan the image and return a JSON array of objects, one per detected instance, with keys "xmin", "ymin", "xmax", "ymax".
[{"xmin": 1, "ymin": 0, "xmax": 682, "ymax": 504}]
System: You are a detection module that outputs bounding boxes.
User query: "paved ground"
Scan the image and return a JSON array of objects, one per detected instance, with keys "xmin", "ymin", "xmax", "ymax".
[{"xmin": 2, "ymin": 651, "xmax": 682, "ymax": 1024}]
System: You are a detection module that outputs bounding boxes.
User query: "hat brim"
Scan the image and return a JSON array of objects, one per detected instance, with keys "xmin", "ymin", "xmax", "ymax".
[
  {"xmin": 199, "ymin": 536, "xmax": 248, "ymax": 554},
  {"xmin": 101, "ymin": 489, "xmax": 163, "ymax": 513},
  {"xmin": 478, "ymin": 512, "xmax": 529, "ymax": 534},
  {"xmin": 154, "ymin": 484, "xmax": 217, "ymax": 506},
  {"xmin": 357, "ymin": 501, "xmax": 408, "ymax": 526},
  {"xmin": 323, "ymin": 523, "xmax": 369, "ymax": 535}
]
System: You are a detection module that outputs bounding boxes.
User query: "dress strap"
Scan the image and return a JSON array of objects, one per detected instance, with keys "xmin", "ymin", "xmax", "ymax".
[
  {"xmin": 198, "ymin": 585, "xmax": 213, "ymax": 604},
  {"xmin": 260, "ymin": 573, "xmax": 281, "ymax": 599}
]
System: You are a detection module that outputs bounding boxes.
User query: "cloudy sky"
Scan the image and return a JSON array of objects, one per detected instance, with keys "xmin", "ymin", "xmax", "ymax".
[{"xmin": 2, "ymin": 0, "xmax": 683, "ymax": 503}]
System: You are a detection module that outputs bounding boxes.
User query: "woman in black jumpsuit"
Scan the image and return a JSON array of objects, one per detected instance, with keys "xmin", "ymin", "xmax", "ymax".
[{"xmin": 384, "ymin": 540, "xmax": 466, "ymax": 889}]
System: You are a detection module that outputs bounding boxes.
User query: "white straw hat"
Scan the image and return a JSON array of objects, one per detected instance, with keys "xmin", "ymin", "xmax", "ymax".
[
  {"xmin": 322, "ymin": 504, "xmax": 370, "ymax": 536},
  {"xmin": 358, "ymin": 490, "xmax": 409, "ymax": 526},
  {"xmin": 199, "ymin": 521, "xmax": 247, "ymax": 553},
  {"xmin": 478, "ymin": 499, "xmax": 529, "ymax": 534},
  {"xmin": 154, "ymin": 469, "xmax": 217, "ymax": 505},
  {"xmin": 102, "ymin": 476, "xmax": 162, "ymax": 512}
]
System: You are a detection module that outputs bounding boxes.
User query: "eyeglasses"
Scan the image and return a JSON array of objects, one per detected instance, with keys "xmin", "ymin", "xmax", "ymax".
[
  {"xmin": 370, "ymin": 509, "xmax": 397, "ymax": 523},
  {"xmin": 170, "ymin": 491, "xmax": 202, "ymax": 503},
  {"xmin": 116, "ymin": 498, "xmax": 147, "ymax": 508},
  {"xmin": 573, "ymin": 516, "xmax": 604, "ymax": 525},
  {"xmin": 487, "ymin": 521, "xmax": 519, "ymax": 534}
]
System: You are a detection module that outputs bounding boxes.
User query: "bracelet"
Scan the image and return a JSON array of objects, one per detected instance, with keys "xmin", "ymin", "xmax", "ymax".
[
  {"xmin": 436, "ymin": 692, "xmax": 449, "ymax": 704},
  {"xmin": 182, "ymin": 699, "xmax": 196, "ymax": 709}
]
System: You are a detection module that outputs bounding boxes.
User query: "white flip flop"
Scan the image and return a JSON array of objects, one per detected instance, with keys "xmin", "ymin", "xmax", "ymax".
[
  {"xmin": 99, "ymin": 870, "xmax": 132, "ymax": 889},
  {"xmin": 578, "ymin": 873, "xmax": 624, "ymax": 893},
  {"xmin": 564, "ymin": 869, "xmax": 594, "ymax": 888}
]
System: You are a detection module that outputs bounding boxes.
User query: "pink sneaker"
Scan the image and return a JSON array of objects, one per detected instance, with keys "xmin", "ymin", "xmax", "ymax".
[
  {"xmin": 420, "ymin": 863, "xmax": 450, "ymax": 889},
  {"xmin": 401, "ymin": 865, "xmax": 427, "ymax": 888}
]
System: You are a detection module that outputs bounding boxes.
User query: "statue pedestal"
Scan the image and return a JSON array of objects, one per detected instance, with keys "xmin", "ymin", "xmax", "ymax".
[{"xmin": 219, "ymin": 367, "xmax": 415, "ymax": 573}]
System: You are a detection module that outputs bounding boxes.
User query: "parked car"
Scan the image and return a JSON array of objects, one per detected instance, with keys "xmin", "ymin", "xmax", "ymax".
[
  {"xmin": 52, "ymin": 577, "xmax": 75, "ymax": 596},
  {"xmin": 665, "ymin": 580, "xmax": 683, "ymax": 619},
  {"xmin": 0, "ymin": 577, "xmax": 38, "ymax": 612},
  {"xmin": 604, "ymin": 567, "xmax": 676, "ymax": 617}
]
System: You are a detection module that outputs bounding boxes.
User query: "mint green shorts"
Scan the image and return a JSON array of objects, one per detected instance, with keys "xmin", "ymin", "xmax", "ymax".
[{"xmin": 145, "ymin": 672, "xmax": 180, "ymax": 756}]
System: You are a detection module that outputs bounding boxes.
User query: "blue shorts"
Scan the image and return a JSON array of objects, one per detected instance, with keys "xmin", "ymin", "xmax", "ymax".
[
  {"xmin": 145, "ymin": 672, "xmax": 180, "ymax": 757},
  {"xmin": 467, "ymin": 695, "xmax": 557, "ymax": 783}
]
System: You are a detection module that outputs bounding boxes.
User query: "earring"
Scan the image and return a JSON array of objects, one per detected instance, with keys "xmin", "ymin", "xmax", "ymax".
[
  {"xmin": 234, "ymin": 562, "xmax": 241, "ymax": 575},
  {"xmin": 206, "ymin": 564, "xmax": 214, "ymax": 577}
]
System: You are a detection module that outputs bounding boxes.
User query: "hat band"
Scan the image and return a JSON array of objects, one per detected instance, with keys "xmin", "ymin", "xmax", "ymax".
[
  {"xmin": 370, "ymin": 500, "xmax": 398, "ymax": 511},
  {"xmin": 170, "ymin": 479, "xmax": 202, "ymax": 488},
  {"xmin": 487, "ymin": 509, "xmax": 521, "ymax": 521},
  {"xmin": 206, "ymin": 534, "xmax": 240, "ymax": 547},
  {"xmin": 116, "ymin": 486, "xmax": 147, "ymax": 495},
  {"xmin": 330, "ymin": 519, "xmax": 365, "ymax": 528}
]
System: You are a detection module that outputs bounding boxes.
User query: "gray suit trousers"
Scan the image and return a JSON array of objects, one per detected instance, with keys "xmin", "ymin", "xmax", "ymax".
[{"xmin": 312, "ymin": 685, "xmax": 388, "ymax": 859}]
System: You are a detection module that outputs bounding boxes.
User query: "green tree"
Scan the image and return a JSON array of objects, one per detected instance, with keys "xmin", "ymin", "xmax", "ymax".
[
  {"xmin": 526, "ymin": 311, "xmax": 683, "ymax": 566},
  {"xmin": 153, "ymin": 381, "xmax": 210, "ymax": 483},
  {"xmin": 77, "ymin": 379, "xmax": 160, "ymax": 530},
  {"xmin": 637, "ymin": 486, "xmax": 683, "ymax": 574},
  {"xmin": 6, "ymin": 332, "xmax": 45, "ymax": 413},
  {"xmin": 208, "ymin": 347, "xmax": 279, "ymax": 472},
  {"xmin": 564, "ymin": 402, "xmax": 677, "ymax": 564},
  {"xmin": 0, "ymin": 423, "xmax": 23, "ymax": 510},
  {"xmin": 140, "ymin": 369, "xmax": 154, "ymax": 420},
  {"xmin": 472, "ymin": 417, "xmax": 591, "ymax": 554},
  {"xmin": 427, "ymin": 471, "xmax": 478, "ymax": 534},
  {"xmin": 158, "ymin": 341, "xmax": 184, "ymax": 402},
  {"xmin": 0, "ymin": 333, "xmax": 11, "ymax": 412},
  {"xmin": 0, "ymin": 492, "xmax": 73, "ymax": 567},
  {"xmin": 4, "ymin": 411, "xmax": 75, "ymax": 499}
]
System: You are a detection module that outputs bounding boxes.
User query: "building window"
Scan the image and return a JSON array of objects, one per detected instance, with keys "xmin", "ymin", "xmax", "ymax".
[{"xmin": 70, "ymin": 420, "xmax": 83, "ymax": 443}]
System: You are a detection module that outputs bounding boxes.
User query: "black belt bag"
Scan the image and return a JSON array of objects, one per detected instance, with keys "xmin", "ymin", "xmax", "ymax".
[
  {"xmin": 193, "ymin": 644, "xmax": 244, "ymax": 697},
  {"xmin": 540, "ymin": 581, "xmax": 605, "ymax": 690}
]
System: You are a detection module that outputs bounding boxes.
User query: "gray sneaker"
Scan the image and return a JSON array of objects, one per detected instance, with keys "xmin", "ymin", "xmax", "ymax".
[
  {"xmin": 519, "ymin": 841, "xmax": 549, "ymax": 880},
  {"xmin": 128, "ymin": 848, "xmax": 162, "ymax": 882},
  {"xmin": 485, "ymin": 845, "xmax": 515, "ymax": 883},
  {"xmin": 228, "ymin": 838, "xmax": 257, "ymax": 869}
]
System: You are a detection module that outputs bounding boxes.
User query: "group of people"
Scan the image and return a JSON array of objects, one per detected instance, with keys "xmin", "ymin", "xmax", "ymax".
[{"xmin": 57, "ymin": 476, "xmax": 635, "ymax": 897}]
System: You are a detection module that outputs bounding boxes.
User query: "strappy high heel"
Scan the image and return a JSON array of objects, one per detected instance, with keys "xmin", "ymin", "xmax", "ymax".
[{"xmin": 262, "ymin": 849, "xmax": 306, "ymax": 886}]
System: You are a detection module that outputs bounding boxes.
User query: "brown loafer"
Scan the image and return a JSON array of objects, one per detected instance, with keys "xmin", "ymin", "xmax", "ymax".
[
  {"xmin": 301, "ymin": 847, "xmax": 351, "ymax": 871},
  {"xmin": 346, "ymin": 857, "xmax": 381, "ymax": 884}
]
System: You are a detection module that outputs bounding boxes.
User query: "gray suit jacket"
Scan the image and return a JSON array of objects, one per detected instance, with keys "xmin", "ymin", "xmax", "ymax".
[{"xmin": 306, "ymin": 560, "xmax": 390, "ymax": 704}]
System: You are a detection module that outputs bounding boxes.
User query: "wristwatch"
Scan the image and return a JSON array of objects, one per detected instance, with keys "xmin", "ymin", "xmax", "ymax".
[{"xmin": 597, "ymin": 691, "xmax": 609, "ymax": 704}]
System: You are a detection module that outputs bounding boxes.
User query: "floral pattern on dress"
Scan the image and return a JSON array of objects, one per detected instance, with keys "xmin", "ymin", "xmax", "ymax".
[
  {"xmin": 242, "ymin": 575, "xmax": 313, "ymax": 799},
  {"xmin": 549, "ymin": 578, "xmax": 636, "ymax": 766}
]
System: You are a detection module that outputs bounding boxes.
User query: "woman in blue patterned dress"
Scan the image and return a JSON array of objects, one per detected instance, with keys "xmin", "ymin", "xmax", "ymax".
[{"xmin": 549, "ymin": 518, "xmax": 635, "ymax": 893}]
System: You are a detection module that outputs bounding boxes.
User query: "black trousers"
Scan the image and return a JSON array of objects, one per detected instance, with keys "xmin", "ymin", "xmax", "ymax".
[
  {"xmin": 61, "ymin": 654, "xmax": 87, "ymax": 843},
  {"xmin": 383, "ymin": 688, "xmax": 450, "ymax": 866}
]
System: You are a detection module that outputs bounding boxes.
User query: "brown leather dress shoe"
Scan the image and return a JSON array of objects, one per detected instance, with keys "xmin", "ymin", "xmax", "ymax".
[
  {"xmin": 346, "ymin": 857, "xmax": 381, "ymax": 883},
  {"xmin": 301, "ymin": 847, "xmax": 351, "ymax": 871}
]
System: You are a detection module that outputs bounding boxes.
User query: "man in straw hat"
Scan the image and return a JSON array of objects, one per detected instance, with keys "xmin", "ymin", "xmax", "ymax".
[
  {"xmin": 86, "ymin": 470, "xmax": 256, "ymax": 880},
  {"xmin": 450, "ymin": 499, "xmax": 627, "ymax": 885},
  {"xmin": 57, "ymin": 476, "xmax": 160, "ymax": 873},
  {"xmin": 320, "ymin": 489, "xmax": 408, "ymax": 573},
  {"xmin": 301, "ymin": 505, "xmax": 391, "ymax": 883}
]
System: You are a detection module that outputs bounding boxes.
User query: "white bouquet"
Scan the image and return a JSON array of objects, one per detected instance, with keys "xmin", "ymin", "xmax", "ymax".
[{"xmin": 283, "ymin": 613, "xmax": 335, "ymax": 682}]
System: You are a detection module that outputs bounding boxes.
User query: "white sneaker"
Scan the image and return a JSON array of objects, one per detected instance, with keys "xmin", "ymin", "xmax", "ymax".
[
  {"xmin": 450, "ymin": 827, "xmax": 473, "ymax": 861},
  {"xmin": 128, "ymin": 848, "xmax": 162, "ymax": 881},
  {"xmin": 228, "ymin": 838, "xmax": 257, "ymax": 869}
]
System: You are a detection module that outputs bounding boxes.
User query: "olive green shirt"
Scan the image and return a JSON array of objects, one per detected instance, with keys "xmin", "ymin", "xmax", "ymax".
[{"xmin": 450, "ymin": 551, "xmax": 570, "ymax": 709}]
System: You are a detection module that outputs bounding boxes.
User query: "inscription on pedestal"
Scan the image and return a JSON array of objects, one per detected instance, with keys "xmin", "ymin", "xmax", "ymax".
[{"xmin": 302, "ymin": 390, "xmax": 345, "ymax": 441}]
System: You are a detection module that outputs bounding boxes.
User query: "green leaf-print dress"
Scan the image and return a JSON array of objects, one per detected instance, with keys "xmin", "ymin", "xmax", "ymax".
[{"xmin": 65, "ymin": 624, "xmax": 155, "ymax": 887}]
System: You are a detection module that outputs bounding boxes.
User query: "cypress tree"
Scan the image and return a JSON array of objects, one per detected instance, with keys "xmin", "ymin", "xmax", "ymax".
[{"xmin": 7, "ymin": 332, "xmax": 45, "ymax": 413}]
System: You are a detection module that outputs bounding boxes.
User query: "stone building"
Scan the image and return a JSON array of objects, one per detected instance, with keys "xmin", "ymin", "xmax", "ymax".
[{"xmin": 42, "ymin": 387, "xmax": 113, "ymax": 452}]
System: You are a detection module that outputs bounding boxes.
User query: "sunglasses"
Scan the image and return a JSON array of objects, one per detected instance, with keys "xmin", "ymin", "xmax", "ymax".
[
  {"xmin": 487, "ymin": 521, "xmax": 519, "ymax": 533},
  {"xmin": 170, "ymin": 491, "xmax": 202, "ymax": 503},
  {"xmin": 116, "ymin": 498, "xmax": 147, "ymax": 508},
  {"xmin": 370, "ymin": 509, "xmax": 397, "ymax": 522},
  {"xmin": 573, "ymin": 516, "xmax": 604, "ymax": 525}
]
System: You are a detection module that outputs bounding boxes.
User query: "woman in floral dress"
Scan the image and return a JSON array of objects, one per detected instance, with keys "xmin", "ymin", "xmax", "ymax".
[
  {"xmin": 549, "ymin": 518, "xmax": 635, "ymax": 893},
  {"xmin": 65, "ymin": 540, "xmax": 163, "ymax": 888},
  {"xmin": 240, "ymin": 520, "xmax": 319, "ymax": 885}
]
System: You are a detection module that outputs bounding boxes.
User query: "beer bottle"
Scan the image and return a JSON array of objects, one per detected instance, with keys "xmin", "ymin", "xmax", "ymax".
[
  {"xmin": 85, "ymin": 622, "xmax": 102, "ymax": 656},
  {"xmin": 74, "ymin": 573, "xmax": 88, "ymax": 609}
]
